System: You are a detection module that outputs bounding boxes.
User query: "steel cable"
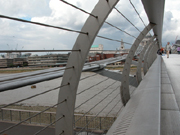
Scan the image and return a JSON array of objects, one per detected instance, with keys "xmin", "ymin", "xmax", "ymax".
[
  {"xmin": 0, "ymin": 50, "xmax": 80, "ymax": 53},
  {"xmin": 75, "ymin": 80, "xmax": 118, "ymax": 109},
  {"xmin": 128, "ymin": 0, "xmax": 152, "ymax": 36},
  {"xmin": 0, "ymin": 15, "xmax": 88, "ymax": 35},
  {"xmin": 74, "ymin": 84, "xmax": 120, "ymax": 124},
  {"xmin": 97, "ymin": 35, "xmax": 132, "ymax": 45},
  {"xmin": 76, "ymin": 78, "xmax": 109, "ymax": 95},
  {"xmin": 128, "ymin": 0, "xmax": 146, "ymax": 27},
  {"xmin": 77, "ymin": 66, "xmax": 121, "ymax": 95},
  {"xmin": 0, "ymin": 66, "xmax": 74, "ymax": 84},
  {"xmin": 34, "ymin": 115, "xmax": 64, "ymax": 135},
  {"xmin": 0, "ymin": 99, "xmax": 66, "ymax": 134},
  {"xmin": 105, "ymin": 21, "xmax": 137, "ymax": 39},
  {"xmin": 0, "ymin": 84, "xmax": 68, "ymax": 112},
  {"xmin": 114, "ymin": 7, "xmax": 141, "ymax": 33},
  {"xmin": 105, "ymin": 106, "xmax": 124, "ymax": 130},
  {"xmin": 0, "ymin": 69, "xmax": 107, "ymax": 110},
  {"xmin": 87, "ymin": 99, "xmax": 122, "ymax": 134},
  {"xmin": 76, "ymin": 91, "xmax": 120, "ymax": 134},
  {"xmin": 59, "ymin": 0, "xmax": 97, "ymax": 18}
]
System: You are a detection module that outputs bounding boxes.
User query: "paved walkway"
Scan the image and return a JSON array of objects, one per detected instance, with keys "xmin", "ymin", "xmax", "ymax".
[{"xmin": 161, "ymin": 54, "xmax": 180, "ymax": 135}]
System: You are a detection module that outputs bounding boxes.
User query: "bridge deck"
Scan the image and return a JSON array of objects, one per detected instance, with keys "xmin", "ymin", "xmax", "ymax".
[
  {"xmin": 161, "ymin": 54, "xmax": 180, "ymax": 135},
  {"xmin": 107, "ymin": 54, "xmax": 180, "ymax": 135},
  {"xmin": 107, "ymin": 55, "xmax": 161, "ymax": 135}
]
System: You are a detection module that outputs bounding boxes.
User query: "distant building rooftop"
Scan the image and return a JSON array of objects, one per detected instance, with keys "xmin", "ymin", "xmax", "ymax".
[{"xmin": 91, "ymin": 45, "xmax": 99, "ymax": 48}]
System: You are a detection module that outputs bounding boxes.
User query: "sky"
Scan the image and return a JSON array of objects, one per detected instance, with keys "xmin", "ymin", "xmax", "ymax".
[{"xmin": 0, "ymin": 0, "xmax": 180, "ymax": 55}]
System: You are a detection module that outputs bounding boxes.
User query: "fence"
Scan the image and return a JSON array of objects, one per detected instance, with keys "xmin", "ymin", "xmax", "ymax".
[{"xmin": 0, "ymin": 108, "xmax": 116, "ymax": 134}]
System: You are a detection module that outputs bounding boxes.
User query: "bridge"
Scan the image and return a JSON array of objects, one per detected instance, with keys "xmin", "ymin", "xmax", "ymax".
[{"xmin": 0, "ymin": 0, "xmax": 179, "ymax": 135}]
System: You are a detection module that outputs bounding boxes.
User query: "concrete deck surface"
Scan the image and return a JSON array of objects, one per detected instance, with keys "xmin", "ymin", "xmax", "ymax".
[{"xmin": 161, "ymin": 54, "xmax": 180, "ymax": 135}]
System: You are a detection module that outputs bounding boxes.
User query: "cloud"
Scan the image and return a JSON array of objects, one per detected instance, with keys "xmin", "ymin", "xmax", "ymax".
[
  {"xmin": 0, "ymin": 0, "xmax": 179, "ymax": 54},
  {"xmin": 162, "ymin": 10, "xmax": 180, "ymax": 46},
  {"xmin": 0, "ymin": 0, "xmax": 51, "ymax": 18}
]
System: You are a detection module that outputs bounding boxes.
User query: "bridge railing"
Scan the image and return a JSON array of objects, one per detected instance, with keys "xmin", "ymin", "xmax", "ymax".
[
  {"xmin": 0, "ymin": 108, "xmax": 116, "ymax": 133},
  {"xmin": 0, "ymin": 0, "xmax": 164, "ymax": 135}
]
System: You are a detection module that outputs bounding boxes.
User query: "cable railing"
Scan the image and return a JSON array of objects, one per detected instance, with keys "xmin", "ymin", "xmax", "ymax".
[
  {"xmin": 0, "ymin": 0, "xmax": 162, "ymax": 135},
  {"xmin": 0, "ymin": 67, "xmax": 122, "ymax": 134},
  {"xmin": 0, "ymin": 99, "xmax": 66, "ymax": 134},
  {"xmin": 0, "ymin": 15, "xmax": 88, "ymax": 35}
]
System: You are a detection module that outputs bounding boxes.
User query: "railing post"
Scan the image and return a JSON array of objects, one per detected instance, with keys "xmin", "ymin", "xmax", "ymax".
[
  {"xmin": 136, "ymin": 35, "xmax": 155, "ymax": 84},
  {"xmin": 19, "ymin": 111, "xmax": 21, "ymax": 122},
  {"xmin": 10, "ymin": 110, "xmax": 12, "ymax": 121},
  {"xmin": 120, "ymin": 23, "xmax": 155, "ymax": 105},
  {"xmin": 86, "ymin": 116, "xmax": 88, "ymax": 135},
  {"xmin": 1, "ymin": 110, "xmax": 3, "ymax": 120},
  {"xmin": 29, "ymin": 112, "xmax": 31, "ymax": 123},
  {"xmin": 55, "ymin": 1, "xmax": 120, "ymax": 135},
  {"xmin": 50, "ymin": 113, "xmax": 52, "ymax": 124},
  {"xmin": 99, "ymin": 117, "xmax": 102, "ymax": 130},
  {"xmin": 39, "ymin": 113, "xmax": 41, "ymax": 125}
]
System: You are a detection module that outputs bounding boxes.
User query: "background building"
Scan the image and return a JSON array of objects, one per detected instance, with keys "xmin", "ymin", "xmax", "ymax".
[
  {"xmin": 0, "ymin": 59, "xmax": 13, "ymax": 68},
  {"xmin": 28, "ymin": 54, "xmax": 69, "ymax": 66},
  {"xmin": 90, "ymin": 44, "xmax": 103, "ymax": 53}
]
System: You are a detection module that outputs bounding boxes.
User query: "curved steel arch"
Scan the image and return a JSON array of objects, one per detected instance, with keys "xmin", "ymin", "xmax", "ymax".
[
  {"xmin": 149, "ymin": 44, "xmax": 159, "ymax": 66},
  {"xmin": 147, "ymin": 43, "xmax": 158, "ymax": 68},
  {"xmin": 136, "ymin": 35, "xmax": 155, "ymax": 84},
  {"xmin": 55, "ymin": 0, "xmax": 119, "ymax": 135},
  {"xmin": 120, "ymin": 23, "xmax": 155, "ymax": 105},
  {"xmin": 143, "ymin": 40, "xmax": 157, "ymax": 75}
]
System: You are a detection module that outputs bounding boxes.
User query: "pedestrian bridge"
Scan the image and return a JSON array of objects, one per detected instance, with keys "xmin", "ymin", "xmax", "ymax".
[{"xmin": 1, "ymin": 0, "xmax": 179, "ymax": 135}]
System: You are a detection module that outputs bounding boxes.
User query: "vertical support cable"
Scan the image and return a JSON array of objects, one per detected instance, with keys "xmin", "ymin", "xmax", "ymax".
[
  {"xmin": 120, "ymin": 23, "xmax": 155, "ymax": 105},
  {"xmin": 55, "ymin": 0, "xmax": 120, "ymax": 135},
  {"xmin": 136, "ymin": 35, "xmax": 155, "ymax": 84},
  {"xmin": 143, "ymin": 40, "xmax": 157, "ymax": 75}
]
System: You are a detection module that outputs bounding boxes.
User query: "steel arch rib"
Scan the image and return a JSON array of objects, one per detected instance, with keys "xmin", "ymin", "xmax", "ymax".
[
  {"xmin": 136, "ymin": 35, "xmax": 155, "ymax": 84},
  {"xmin": 143, "ymin": 40, "xmax": 156, "ymax": 75},
  {"xmin": 120, "ymin": 23, "xmax": 155, "ymax": 106},
  {"xmin": 150, "ymin": 44, "xmax": 159, "ymax": 66},
  {"xmin": 147, "ymin": 43, "xmax": 158, "ymax": 68},
  {"xmin": 55, "ymin": 0, "xmax": 119, "ymax": 135}
]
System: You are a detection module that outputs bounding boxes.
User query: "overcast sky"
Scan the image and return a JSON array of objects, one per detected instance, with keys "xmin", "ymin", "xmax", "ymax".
[{"xmin": 0, "ymin": 0, "xmax": 179, "ymax": 55}]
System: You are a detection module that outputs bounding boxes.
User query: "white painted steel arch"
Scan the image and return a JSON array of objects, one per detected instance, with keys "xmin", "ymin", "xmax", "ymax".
[
  {"xmin": 120, "ymin": 23, "xmax": 155, "ymax": 105},
  {"xmin": 143, "ymin": 40, "xmax": 157, "ymax": 75},
  {"xmin": 136, "ymin": 35, "xmax": 155, "ymax": 84},
  {"xmin": 55, "ymin": 0, "xmax": 119, "ymax": 135},
  {"xmin": 147, "ymin": 43, "xmax": 158, "ymax": 68}
]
